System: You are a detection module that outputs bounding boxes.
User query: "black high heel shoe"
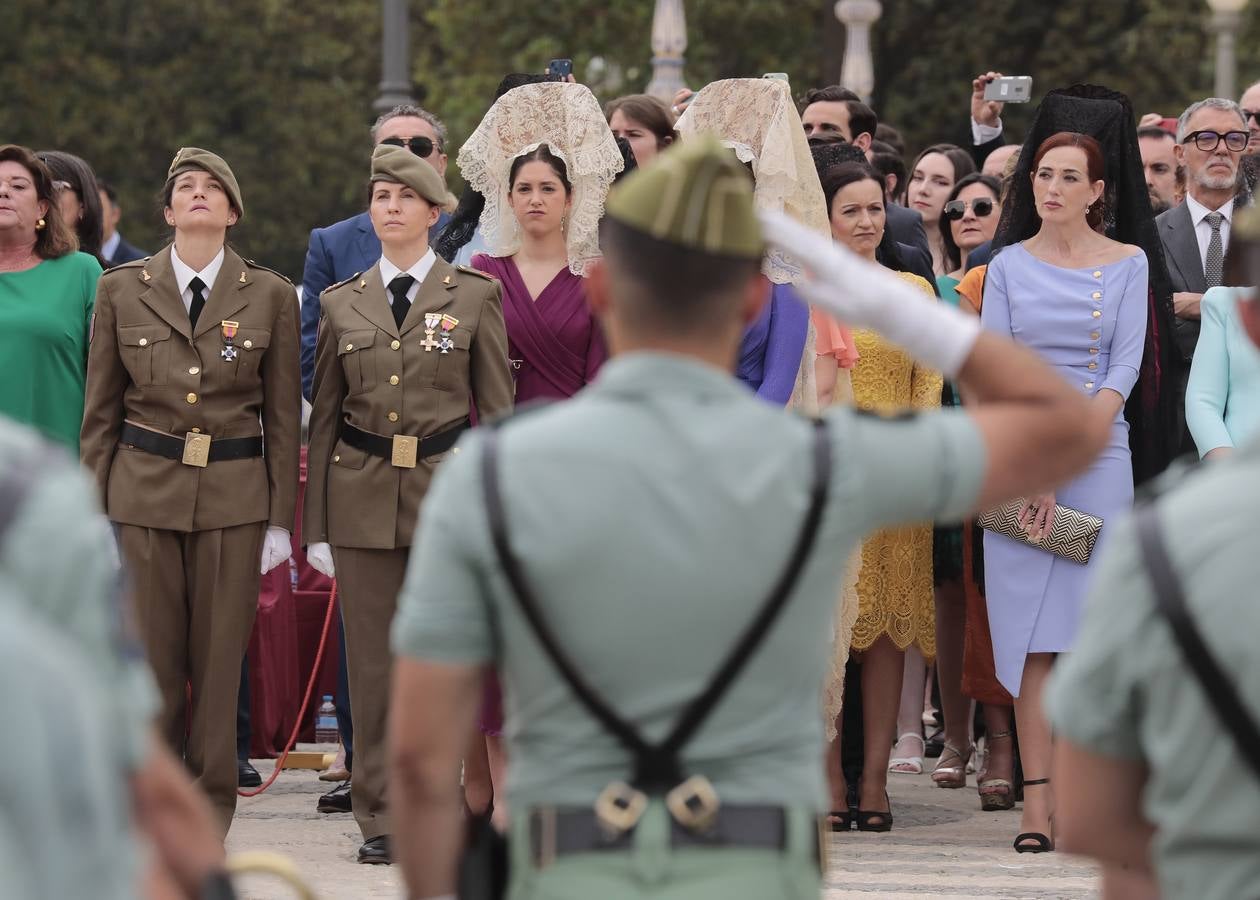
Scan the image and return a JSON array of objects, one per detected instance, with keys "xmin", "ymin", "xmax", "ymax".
[
  {"xmin": 855, "ymin": 791, "xmax": 893, "ymax": 833},
  {"xmin": 1013, "ymin": 778, "xmax": 1054, "ymax": 853}
]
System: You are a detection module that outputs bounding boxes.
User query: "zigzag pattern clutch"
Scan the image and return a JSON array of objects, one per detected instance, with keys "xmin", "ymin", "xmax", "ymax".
[{"xmin": 977, "ymin": 499, "xmax": 1103, "ymax": 565}]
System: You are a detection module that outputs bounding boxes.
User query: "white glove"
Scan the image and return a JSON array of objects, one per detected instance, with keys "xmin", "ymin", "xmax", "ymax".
[
  {"xmin": 306, "ymin": 541, "xmax": 335, "ymax": 579},
  {"xmin": 260, "ymin": 526, "xmax": 292, "ymax": 575},
  {"xmin": 758, "ymin": 209, "xmax": 983, "ymax": 378}
]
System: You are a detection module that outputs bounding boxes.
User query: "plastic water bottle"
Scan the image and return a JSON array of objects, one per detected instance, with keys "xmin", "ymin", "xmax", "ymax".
[{"xmin": 314, "ymin": 695, "xmax": 339, "ymax": 744}]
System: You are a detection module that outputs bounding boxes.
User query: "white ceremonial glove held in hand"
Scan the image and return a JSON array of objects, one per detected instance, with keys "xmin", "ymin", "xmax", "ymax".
[
  {"xmin": 758, "ymin": 209, "xmax": 983, "ymax": 378},
  {"xmin": 260, "ymin": 526, "xmax": 292, "ymax": 575},
  {"xmin": 306, "ymin": 542, "xmax": 335, "ymax": 579}
]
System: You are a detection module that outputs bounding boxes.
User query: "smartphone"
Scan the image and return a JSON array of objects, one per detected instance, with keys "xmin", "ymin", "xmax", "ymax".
[
  {"xmin": 983, "ymin": 75, "xmax": 1033, "ymax": 103},
  {"xmin": 763, "ymin": 72, "xmax": 790, "ymax": 83},
  {"xmin": 547, "ymin": 58, "xmax": 573, "ymax": 78}
]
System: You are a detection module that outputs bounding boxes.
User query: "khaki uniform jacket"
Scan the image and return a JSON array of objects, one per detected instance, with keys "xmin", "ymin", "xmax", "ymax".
[
  {"xmin": 80, "ymin": 245, "xmax": 301, "ymax": 533},
  {"xmin": 304, "ymin": 256, "xmax": 513, "ymax": 550}
]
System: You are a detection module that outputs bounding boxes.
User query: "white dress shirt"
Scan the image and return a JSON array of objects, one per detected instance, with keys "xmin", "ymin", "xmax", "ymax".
[
  {"xmin": 378, "ymin": 247, "xmax": 437, "ymax": 305},
  {"xmin": 169, "ymin": 246, "xmax": 226, "ymax": 314},
  {"xmin": 971, "ymin": 117, "xmax": 1004, "ymax": 147},
  {"xmin": 1183, "ymin": 193, "xmax": 1234, "ymax": 271},
  {"xmin": 101, "ymin": 231, "xmax": 121, "ymax": 262}
]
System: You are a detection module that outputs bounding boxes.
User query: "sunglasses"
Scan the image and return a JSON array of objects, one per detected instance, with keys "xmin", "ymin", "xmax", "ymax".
[
  {"xmin": 943, "ymin": 198, "xmax": 995, "ymax": 220},
  {"xmin": 1181, "ymin": 130, "xmax": 1249, "ymax": 153},
  {"xmin": 381, "ymin": 136, "xmax": 437, "ymax": 158}
]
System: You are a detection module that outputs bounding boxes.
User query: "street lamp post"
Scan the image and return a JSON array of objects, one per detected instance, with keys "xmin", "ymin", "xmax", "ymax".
[
  {"xmin": 375, "ymin": 0, "xmax": 415, "ymax": 113},
  {"xmin": 1206, "ymin": 0, "xmax": 1249, "ymax": 100},
  {"xmin": 646, "ymin": 0, "xmax": 688, "ymax": 102},
  {"xmin": 835, "ymin": 0, "xmax": 882, "ymax": 103}
]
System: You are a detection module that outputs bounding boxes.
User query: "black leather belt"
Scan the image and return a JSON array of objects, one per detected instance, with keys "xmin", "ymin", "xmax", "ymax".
[
  {"xmin": 120, "ymin": 422, "xmax": 262, "ymax": 468},
  {"xmin": 341, "ymin": 419, "xmax": 468, "ymax": 469},
  {"xmin": 527, "ymin": 805, "xmax": 791, "ymax": 865}
]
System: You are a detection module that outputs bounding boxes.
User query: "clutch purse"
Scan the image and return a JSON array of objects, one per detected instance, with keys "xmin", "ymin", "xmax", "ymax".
[{"xmin": 977, "ymin": 499, "xmax": 1103, "ymax": 564}]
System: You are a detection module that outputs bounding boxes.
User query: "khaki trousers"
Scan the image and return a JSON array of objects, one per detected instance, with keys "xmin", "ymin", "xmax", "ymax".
[
  {"xmin": 332, "ymin": 545, "xmax": 410, "ymax": 841},
  {"xmin": 119, "ymin": 521, "xmax": 266, "ymax": 834}
]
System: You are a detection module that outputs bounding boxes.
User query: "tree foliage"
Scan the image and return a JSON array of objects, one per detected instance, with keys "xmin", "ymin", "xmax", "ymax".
[{"xmin": 4, "ymin": 0, "xmax": 1258, "ymax": 279}]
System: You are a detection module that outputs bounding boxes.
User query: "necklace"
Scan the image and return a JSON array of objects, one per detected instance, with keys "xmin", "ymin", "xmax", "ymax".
[{"xmin": 0, "ymin": 241, "xmax": 38, "ymax": 273}]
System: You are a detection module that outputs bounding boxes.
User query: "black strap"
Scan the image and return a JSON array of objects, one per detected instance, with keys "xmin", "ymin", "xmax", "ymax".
[
  {"xmin": 342, "ymin": 419, "xmax": 469, "ymax": 461},
  {"xmin": 482, "ymin": 418, "xmax": 832, "ymax": 790},
  {"xmin": 1134, "ymin": 501, "xmax": 1260, "ymax": 783},
  {"xmin": 119, "ymin": 423, "xmax": 263, "ymax": 462}
]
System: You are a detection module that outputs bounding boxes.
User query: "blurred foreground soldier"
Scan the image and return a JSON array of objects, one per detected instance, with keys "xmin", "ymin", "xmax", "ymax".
[
  {"xmin": 386, "ymin": 136, "xmax": 1108, "ymax": 899},
  {"xmin": 303, "ymin": 144, "xmax": 512, "ymax": 864},
  {"xmin": 80, "ymin": 147, "xmax": 301, "ymax": 832},
  {"xmin": 1047, "ymin": 213, "xmax": 1260, "ymax": 900},
  {"xmin": 0, "ymin": 418, "xmax": 229, "ymax": 899}
]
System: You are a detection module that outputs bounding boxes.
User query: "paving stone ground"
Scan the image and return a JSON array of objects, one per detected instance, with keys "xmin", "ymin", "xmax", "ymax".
[{"xmin": 227, "ymin": 757, "xmax": 1099, "ymax": 899}]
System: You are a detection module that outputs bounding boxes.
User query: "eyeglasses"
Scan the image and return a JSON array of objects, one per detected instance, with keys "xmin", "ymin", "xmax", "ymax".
[
  {"xmin": 943, "ymin": 198, "xmax": 995, "ymax": 220},
  {"xmin": 381, "ymin": 136, "xmax": 437, "ymax": 158},
  {"xmin": 1181, "ymin": 130, "xmax": 1249, "ymax": 153}
]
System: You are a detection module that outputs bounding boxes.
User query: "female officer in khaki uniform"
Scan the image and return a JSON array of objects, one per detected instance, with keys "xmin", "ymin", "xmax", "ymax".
[
  {"xmin": 80, "ymin": 148, "xmax": 301, "ymax": 833},
  {"xmin": 303, "ymin": 144, "xmax": 513, "ymax": 864}
]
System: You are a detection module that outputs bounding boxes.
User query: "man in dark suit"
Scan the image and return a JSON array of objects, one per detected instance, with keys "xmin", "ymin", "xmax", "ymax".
[
  {"xmin": 298, "ymin": 104, "xmax": 451, "ymax": 816},
  {"xmin": 800, "ymin": 85, "xmax": 931, "ymax": 268},
  {"xmin": 300, "ymin": 105, "xmax": 452, "ymax": 401},
  {"xmin": 1156, "ymin": 97, "xmax": 1251, "ymax": 450},
  {"xmin": 97, "ymin": 180, "xmax": 146, "ymax": 266}
]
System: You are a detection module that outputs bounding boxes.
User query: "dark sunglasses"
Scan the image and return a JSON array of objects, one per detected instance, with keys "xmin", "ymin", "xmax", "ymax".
[
  {"xmin": 1181, "ymin": 130, "xmax": 1249, "ymax": 153},
  {"xmin": 944, "ymin": 198, "xmax": 995, "ymax": 220},
  {"xmin": 1243, "ymin": 110, "xmax": 1260, "ymax": 126},
  {"xmin": 381, "ymin": 136, "xmax": 437, "ymax": 158}
]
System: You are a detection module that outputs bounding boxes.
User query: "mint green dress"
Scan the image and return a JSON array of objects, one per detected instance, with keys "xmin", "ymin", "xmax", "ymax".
[{"xmin": 0, "ymin": 252, "xmax": 100, "ymax": 451}]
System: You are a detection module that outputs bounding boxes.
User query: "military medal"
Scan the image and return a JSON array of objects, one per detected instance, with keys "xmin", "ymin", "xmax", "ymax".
[
  {"xmin": 438, "ymin": 314, "xmax": 459, "ymax": 354},
  {"xmin": 421, "ymin": 312, "xmax": 442, "ymax": 352},
  {"xmin": 221, "ymin": 320, "xmax": 240, "ymax": 361}
]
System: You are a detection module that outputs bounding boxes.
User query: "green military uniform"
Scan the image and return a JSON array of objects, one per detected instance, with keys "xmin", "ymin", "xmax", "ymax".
[
  {"xmin": 1045, "ymin": 439, "xmax": 1260, "ymax": 900},
  {"xmin": 390, "ymin": 138, "xmax": 987, "ymax": 898},
  {"xmin": 304, "ymin": 145, "xmax": 514, "ymax": 846},
  {"xmin": 0, "ymin": 417, "xmax": 157, "ymax": 899},
  {"xmin": 80, "ymin": 148, "xmax": 302, "ymax": 830}
]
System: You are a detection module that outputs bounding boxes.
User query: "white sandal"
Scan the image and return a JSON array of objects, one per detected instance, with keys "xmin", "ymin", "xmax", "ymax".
[{"xmin": 887, "ymin": 732, "xmax": 925, "ymax": 774}]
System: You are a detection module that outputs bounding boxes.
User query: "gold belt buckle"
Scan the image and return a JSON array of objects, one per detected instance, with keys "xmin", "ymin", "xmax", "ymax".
[
  {"xmin": 594, "ymin": 781, "xmax": 649, "ymax": 838},
  {"xmin": 665, "ymin": 774, "xmax": 721, "ymax": 833},
  {"xmin": 391, "ymin": 434, "xmax": 419, "ymax": 468},
  {"xmin": 182, "ymin": 432, "xmax": 211, "ymax": 467}
]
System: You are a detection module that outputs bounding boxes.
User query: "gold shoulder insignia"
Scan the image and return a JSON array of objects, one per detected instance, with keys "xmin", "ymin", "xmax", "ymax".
[
  {"xmin": 100, "ymin": 257, "xmax": 148, "ymax": 278},
  {"xmin": 244, "ymin": 259, "xmax": 294, "ymax": 285},
  {"xmin": 322, "ymin": 272, "xmax": 361, "ymax": 295},
  {"xmin": 455, "ymin": 265, "xmax": 496, "ymax": 283}
]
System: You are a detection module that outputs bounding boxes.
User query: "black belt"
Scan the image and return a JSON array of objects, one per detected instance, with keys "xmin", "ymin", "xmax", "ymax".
[
  {"xmin": 527, "ymin": 805, "xmax": 792, "ymax": 865},
  {"xmin": 341, "ymin": 419, "xmax": 468, "ymax": 468},
  {"xmin": 120, "ymin": 422, "xmax": 262, "ymax": 467}
]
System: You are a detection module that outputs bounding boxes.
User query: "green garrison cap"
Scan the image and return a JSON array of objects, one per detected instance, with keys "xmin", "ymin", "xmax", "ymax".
[
  {"xmin": 604, "ymin": 134, "xmax": 763, "ymax": 259},
  {"xmin": 166, "ymin": 147, "xmax": 244, "ymax": 219},
  {"xmin": 370, "ymin": 144, "xmax": 457, "ymax": 212}
]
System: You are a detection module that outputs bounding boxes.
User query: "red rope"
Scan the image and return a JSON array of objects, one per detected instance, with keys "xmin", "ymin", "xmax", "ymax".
[{"xmin": 238, "ymin": 579, "xmax": 339, "ymax": 798}]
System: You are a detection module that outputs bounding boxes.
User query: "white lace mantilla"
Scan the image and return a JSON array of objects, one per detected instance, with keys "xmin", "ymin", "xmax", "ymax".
[
  {"xmin": 676, "ymin": 78, "xmax": 831, "ymax": 285},
  {"xmin": 456, "ymin": 82, "xmax": 624, "ymax": 275}
]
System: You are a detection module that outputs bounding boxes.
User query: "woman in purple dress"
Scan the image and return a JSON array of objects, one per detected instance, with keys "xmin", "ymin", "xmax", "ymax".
[
  {"xmin": 455, "ymin": 80, "xmax": 624, "ymax": 824},
  {"xmin": 981, "ymin": 131, "xmax": 1148, "ymax": 854},
  {"xmin": 471, "ymin": 143, "xmax": 606, "ymax": 401}
]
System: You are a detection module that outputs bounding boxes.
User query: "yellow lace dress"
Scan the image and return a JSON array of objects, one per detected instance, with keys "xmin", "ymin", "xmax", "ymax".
[{"xmin": 848, "ymin": 272, "xmax": 942, "ymax": 657}]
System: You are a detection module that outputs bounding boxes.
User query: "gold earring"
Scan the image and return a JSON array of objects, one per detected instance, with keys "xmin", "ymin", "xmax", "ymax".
[{"xmin": 35, "ymin": 218, "xmax": 46, "ymax": 230}]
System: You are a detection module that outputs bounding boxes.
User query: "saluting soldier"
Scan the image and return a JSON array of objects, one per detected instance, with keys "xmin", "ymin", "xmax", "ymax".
[
  {"xmin": 80, "ymin": 147, "xmax": 301, "ymax": 832},
  {"xmin": 385, "ymin": 137, "xmax": 1112, "ymax": 900},
  {"xmin": 303, "ymin": 144, "xmax": 513, "ymax": 864}
]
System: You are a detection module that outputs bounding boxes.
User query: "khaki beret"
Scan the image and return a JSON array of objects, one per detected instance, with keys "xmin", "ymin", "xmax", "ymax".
[
  {"xmin": 370, "ymin": 144, "xmax": 456, "ymax": 213},
  {"xmin": 604, "ymin": 134, "xmax": 762, "ymax": 259},
  {"xmin": 166, "ymin": 147, "xmax": 244, "ymax": 220}
]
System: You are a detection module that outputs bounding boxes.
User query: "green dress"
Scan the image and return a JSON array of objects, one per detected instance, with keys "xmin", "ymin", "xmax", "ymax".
[{"xmin": 0, "ymin": 252, "xmax": 100, "ymax": 451}]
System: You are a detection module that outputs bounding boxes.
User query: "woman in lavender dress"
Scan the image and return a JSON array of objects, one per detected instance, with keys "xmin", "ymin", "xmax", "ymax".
[{"xmin": 981, "ymin": 131, "xmax": 1148, "ymax": 853}]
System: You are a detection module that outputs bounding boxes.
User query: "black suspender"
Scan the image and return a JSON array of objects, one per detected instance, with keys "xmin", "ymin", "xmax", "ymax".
[
  {"xmin": 1134, "ymin": 501, "xmax": 1260, "ymax": 782},
  {"xmin": 480, "ymin": 418, "xmax": 832, "ymax": 813}
]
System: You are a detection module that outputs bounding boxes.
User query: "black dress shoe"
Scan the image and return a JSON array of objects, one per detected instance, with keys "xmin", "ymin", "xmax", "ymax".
[
  {"xmin": 358, "ymin": 834, "xmax": 392, "ymax": 865},
  {"xmin": 317, "ymin": 780, "xmax": 352, "ymax": 814},
  {"xmin": 237, "ymin": 759, "xmax": 262, "ymax": 788}
]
